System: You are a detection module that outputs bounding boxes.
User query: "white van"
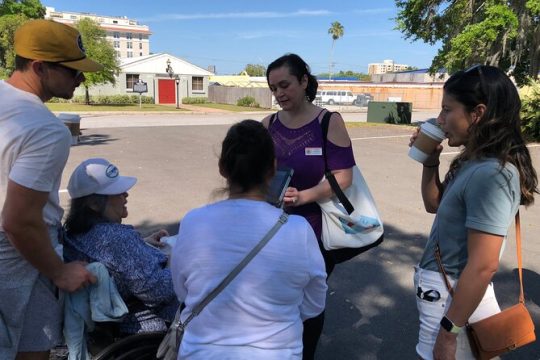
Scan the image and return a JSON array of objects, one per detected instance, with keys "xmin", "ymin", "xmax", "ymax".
[{"xmin": 315, "ymin": 90, "xmax": 355, "ymax": 105}]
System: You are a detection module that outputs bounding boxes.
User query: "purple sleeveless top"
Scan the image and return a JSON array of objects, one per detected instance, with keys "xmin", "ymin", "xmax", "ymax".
[{"xmin": 269, "ymin": 112, "xmax": 356, "ymax": 242}]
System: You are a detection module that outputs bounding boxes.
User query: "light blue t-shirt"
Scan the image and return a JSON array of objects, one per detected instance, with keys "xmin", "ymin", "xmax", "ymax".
[{"xmin": 419, "ymin": 158, "xmax": 520, "ymax": 276}]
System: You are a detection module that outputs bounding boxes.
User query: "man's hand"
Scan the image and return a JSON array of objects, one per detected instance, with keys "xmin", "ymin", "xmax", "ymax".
[{"xmin": 52, "ymin": 261, "xmax": 97, "ymax": 292}]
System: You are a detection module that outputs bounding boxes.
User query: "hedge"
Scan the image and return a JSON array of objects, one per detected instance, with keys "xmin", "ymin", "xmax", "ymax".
[
  {"xmin": 236, "ymin": 96, "xmax": 260, "ymax": 108},
  {"xmin": 520, "ymin": 80, "xmax": 540, "ymax": 142},
  {"xmin": 48, "ymin": 95, "xmax": 155, "ymax": 104}
]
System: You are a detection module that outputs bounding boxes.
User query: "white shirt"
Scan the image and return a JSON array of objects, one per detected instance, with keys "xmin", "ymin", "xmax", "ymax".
[
  {"xmin": 0, "ymin": 80, "xmax": 71, "ymax": 230},
  {"xmin": 171, "ymin": 199, "xmax": 327, "ymax": 359}
]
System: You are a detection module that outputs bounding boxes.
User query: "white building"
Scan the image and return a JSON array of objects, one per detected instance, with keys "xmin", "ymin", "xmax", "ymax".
[
  {"xmin": 76, "ymin": 53, "xmax": 214, "ymax": 105},
  {"xmin": 368, "ymin": 60, "xmax": 409, "ymax": 75},
  {"xmin": 45, "ymin": 6, "xmax": 151, "ymax": 59}
]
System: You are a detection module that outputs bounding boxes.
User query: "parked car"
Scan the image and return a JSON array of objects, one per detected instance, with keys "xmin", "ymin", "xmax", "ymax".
[
  {"xmin": 352, "ymin": 93, "xmax": 373, "ymax": 107},
  {"xmin": 315, "ymin": 90, "xmax": 355, "ymax": 105}
]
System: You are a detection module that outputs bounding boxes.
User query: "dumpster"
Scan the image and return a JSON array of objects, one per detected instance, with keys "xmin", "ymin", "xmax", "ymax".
[{"xmin": 367, "ymin": 101, "xmax": 412, "ymax": 124}]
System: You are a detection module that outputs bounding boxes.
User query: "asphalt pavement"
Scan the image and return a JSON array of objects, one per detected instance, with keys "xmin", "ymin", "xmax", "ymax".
[{"xmin": 58, "ymin": 111, "xmax": 540, "ymax": 359}]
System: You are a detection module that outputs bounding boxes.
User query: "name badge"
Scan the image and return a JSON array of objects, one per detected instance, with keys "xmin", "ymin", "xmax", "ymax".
[{"xmin": 305, "ymin": 147, "xmax": 322, "ymax": 156}]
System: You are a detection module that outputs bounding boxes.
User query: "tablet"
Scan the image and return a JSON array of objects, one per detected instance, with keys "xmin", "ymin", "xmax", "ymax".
[{"xmin": 266, "ymin": 167, "xmax": 294, "ymax": 208}]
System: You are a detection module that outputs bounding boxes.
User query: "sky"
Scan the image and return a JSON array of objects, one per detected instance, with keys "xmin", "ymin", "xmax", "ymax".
[{"xmin": 43, "ymin": 0, "xmax": 441, "ymax": 75}]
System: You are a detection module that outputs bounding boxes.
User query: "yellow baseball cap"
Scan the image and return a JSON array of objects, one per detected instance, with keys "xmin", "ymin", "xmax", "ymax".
[{"xmin": 14, "ymin": 19, "xmax": 103, "ymax": 72}]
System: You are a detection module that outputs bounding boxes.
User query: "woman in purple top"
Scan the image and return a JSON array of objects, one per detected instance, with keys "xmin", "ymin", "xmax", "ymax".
[{"xmin": 262, "ymin": 53, "xmax": 356, "ymax": 360}]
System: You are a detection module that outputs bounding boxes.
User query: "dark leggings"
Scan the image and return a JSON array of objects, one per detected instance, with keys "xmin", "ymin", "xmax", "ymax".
[{"xmin": 302, "ymin": 251, "xmax": 336, "ymax": 360}]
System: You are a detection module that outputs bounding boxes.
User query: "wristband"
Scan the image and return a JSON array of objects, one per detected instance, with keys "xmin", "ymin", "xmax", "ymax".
[
  {"xmin": 423, "ymin": 162, "xmax": 440, "ymax": 168},
  {"xmin": 440, "ymin": 315, "xmax": 462, "ymax": 334}
]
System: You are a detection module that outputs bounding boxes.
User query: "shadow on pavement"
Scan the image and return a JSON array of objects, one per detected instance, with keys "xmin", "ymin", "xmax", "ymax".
[
  {"xmin": 77, "ymin": 133, "xmax": 117, "ymax": 146},
  {"xmin": 130, "ymin": 217, "xmax": 540, "ymax": 360},
  {"xmin": 317, "ymin": 223, "xmax": 540, "ymax": 360}
]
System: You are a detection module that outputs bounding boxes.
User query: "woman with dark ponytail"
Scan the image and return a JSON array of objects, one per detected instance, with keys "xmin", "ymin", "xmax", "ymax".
[
  {"xmin": 263, "ymin": 53, "xmax": 357, "ymax": 359},
  {"xmin": 170, "ymin": 120, "xmax": 327, "ymax": 359},
  {"xmin": 410, "ymin": 65, "xmax": 538, "ymax": 359}
]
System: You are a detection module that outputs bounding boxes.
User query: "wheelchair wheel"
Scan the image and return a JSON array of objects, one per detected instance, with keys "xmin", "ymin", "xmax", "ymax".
[{"xmin": 92, "ymin": 331, "xmax": 166, "ymax": 360}]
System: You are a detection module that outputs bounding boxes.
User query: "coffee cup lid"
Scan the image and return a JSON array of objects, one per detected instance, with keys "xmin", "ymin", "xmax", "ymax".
[{"xmin": 421, "ymin": 121, "xmax": 445, "ymax": 141}]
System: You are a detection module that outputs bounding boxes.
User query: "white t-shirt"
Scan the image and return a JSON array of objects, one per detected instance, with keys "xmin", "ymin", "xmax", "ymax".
[
  {"xmin": 171, "ymin": 199, "xmax": 327, "ymax": 360},
  {"xmin": 0, "ymin": 80, "xmax": 71, "ymax": 230}
]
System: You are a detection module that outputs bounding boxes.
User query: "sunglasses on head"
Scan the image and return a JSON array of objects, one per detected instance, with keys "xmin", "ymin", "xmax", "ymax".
[{"xmin": 464, "ymin": 64, "xmax": 488, "ymax": 95}]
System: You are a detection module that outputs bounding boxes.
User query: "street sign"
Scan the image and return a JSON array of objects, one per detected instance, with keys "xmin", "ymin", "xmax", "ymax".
[{"xmin": 133, "ymin": 81, "xmax": 148, "ymax": 94}]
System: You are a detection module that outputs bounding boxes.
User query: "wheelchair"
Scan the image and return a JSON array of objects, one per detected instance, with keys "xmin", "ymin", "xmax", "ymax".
[{"xmin": 86, "ymin": 321, "xmax": 166, "ymax": 360}]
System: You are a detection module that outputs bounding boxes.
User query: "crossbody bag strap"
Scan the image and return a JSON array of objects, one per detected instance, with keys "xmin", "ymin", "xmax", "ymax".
[
  {"xmin": 516, "ymin": 210, "xmax": 525, "ymax": 303},
  {"xmin": 435, "ymin": 210, "xmax": 523, "ymax": 302},
  {"xmin": 181, "ymin": 212, "xmax": 289, "ymax": 329},
  {"xmin": 320, "ymin": 111, "xmax": 354, "ymax": 215}
]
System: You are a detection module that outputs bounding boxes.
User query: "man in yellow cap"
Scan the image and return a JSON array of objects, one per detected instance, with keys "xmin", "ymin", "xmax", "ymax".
[{"xmin": 0, "ymin": 19, "xmax": 103, "ymax": 359}]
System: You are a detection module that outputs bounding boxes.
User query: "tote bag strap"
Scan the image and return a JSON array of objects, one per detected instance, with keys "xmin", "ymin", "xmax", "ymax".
[
  {"xmin": 181, "ymin": 212, "xmax": 289, "ymax": 328},
  {"xmin": 320, "ymin": 111, "xmax": 354, "ymax": 215},
  {"xmin": 435, "ymin": 210, "xmax": 525, "ymax": 303}
]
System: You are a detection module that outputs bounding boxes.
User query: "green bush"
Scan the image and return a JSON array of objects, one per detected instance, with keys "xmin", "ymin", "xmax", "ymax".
[
  {"xmin": 49, "ymin": 95, "xmax": 154, "ymax": 105},
  {"xmin": 236, "ymin": 96, "xmax": 260, "ymax": 108},
  {"xmin": 181, "ymin": 97, "xmax": 209, "ymax": 104},
  {"xmin": 520, "ymin": 80, "xmax": 540, "ymax": 142}
]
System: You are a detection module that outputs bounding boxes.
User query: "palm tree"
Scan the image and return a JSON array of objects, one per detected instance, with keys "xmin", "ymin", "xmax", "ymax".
[{"xmin": 328, "ymin": 21, "xmax": 344, "ymax": 80}]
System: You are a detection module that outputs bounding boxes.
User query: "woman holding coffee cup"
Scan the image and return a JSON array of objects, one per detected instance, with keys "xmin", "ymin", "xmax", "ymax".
[{"xmin": 409, "ymin": 65, "xmax": 538, "ymax": 359}]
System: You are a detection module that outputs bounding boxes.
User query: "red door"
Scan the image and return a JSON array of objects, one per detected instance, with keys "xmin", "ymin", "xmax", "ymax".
[{"xmin": 158, "ymin": 79, "xmax": 176, "ymax": 104}]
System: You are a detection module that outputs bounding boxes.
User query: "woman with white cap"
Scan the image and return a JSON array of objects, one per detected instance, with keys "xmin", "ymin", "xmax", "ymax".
[{"xmin": 63, "ymin": 158, "xmax": 178, "ymax": 335}]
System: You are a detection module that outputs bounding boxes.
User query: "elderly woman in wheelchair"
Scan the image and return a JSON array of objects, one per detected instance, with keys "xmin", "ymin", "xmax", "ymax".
[{"xmin": 62, "ymin": 158, "xmax": 178, "ymax": 344}]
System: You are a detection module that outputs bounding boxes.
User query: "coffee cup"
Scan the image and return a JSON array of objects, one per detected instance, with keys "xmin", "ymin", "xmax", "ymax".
[
  {"xmin": 58, "ymin": 113, "xmax": 81, "ymax": 145},
  {"xmin": 408, "ymin": 118, "xmax": 446, "ymax": 164}
]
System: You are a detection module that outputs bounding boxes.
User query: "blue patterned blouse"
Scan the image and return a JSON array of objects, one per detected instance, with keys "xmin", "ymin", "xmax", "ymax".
[{"xmin": 63, "ymin": 223, "xmax": 178, "ymax": 334}]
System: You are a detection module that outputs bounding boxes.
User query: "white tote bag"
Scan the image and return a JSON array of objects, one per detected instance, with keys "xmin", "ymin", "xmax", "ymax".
[{"xmin": 318, "ymin": 166, "xmax": 384, "ymax": 250}]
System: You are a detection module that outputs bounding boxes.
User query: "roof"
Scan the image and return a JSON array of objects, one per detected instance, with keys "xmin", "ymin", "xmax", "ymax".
[
  {"xmin": 209, "ymin": 74, "xmax": 268, "ymax": 87},
  {"xmin": 120, "ymin": 53, "xmax": 213, "ymax": 76}
]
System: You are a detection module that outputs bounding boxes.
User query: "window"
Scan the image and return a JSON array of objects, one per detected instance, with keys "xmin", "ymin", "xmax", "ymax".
[
  {"xmin": 127, "ymin": 33, "xmax": 133, "ymax": 40},
  {"xmin": 139, "ymin": 43, "xmax": 143, "ymax": 49},
  {"xmin": 127, "ymin": 51, "xmax": 133, "ymax": 58},
  {"xmin": 139, "ymin": 33, "xmax": 143, "ymax": 40},
  {"xmin": 113, "ymin": 20, "xmax": 118, "ymax": 24},
  {"xmin": 113, "ymin": 41, "xmax": 120, "ymax": 48},
  {"xmin": 115, "ymin": 51, "xmax": 121, "ymax": 58},
  {"xmin": 192, "ymin": 77, "xmax": 203, "ymax": 91},
  {"xmin": 113, "ymin": 32, "xmax": 120, "ymax": 39},
  {"xmin": 127, "ymin": 42, "xmax": 133, "ymax": 49},
  {"xmin": 126, "ymin": 74, "xmax": 139, "ymax": 89},
  {"xmin": 139, "ymin": 52, "xmax": 143, "ymax": 56},
  {"xmin": 70, "ymin": 15, "xmax": 77, "ymax": 20}
]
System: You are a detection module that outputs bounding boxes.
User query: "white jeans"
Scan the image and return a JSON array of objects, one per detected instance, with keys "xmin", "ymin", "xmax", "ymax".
[{"xmin": 414, "ymin": 266, "xmax": 501, "ymax": 360}]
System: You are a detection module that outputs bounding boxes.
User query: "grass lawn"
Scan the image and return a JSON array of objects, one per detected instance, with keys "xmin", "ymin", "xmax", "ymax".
[
  {"xmin": 192, "ymin": 103, "xmax": 271, "ymax": 112},
  {"xmin": 46, "ymin": 103, "xmax": 187, "ymax": 112},
  {"xmin": 46, "ymin": 102, "xmax": 271, "ymax": 112}
]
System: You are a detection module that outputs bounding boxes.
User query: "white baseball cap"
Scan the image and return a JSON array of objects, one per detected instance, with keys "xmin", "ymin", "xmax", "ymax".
[{"xmin": 68, "ymin": 158, "xmax": 137, "ymax": 199}]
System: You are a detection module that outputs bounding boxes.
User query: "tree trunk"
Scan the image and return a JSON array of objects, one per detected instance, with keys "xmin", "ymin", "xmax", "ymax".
[
  {"xmin": 85, "ymin": 86, "xmax": 90, "ymax": 105},
  {"xmin": 329, "ymin": 40, "xmax": 335, "ymax": 80},
  {"xmin": 529, "ymin": 24, "xmax": 540, "ymax": 80}
]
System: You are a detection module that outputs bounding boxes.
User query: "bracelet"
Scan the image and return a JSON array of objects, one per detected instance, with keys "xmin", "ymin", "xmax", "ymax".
[{"xmin": 423, "ymin": 162, "xmax": 440, "ymax": 168}]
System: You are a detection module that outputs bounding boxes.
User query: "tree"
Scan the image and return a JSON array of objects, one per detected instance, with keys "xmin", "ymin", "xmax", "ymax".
[
  {"xmin": 0, "ymin": 14, "xmax": 27, "ymax": 78},
  {"xmin": 395, "ymin": 0, "xmax": 540, "ymax": 85},
  {"xmin": 0, "ymin": 0, "xmax": 45, "ymax": 78},
  {"xmin": 241, "ymin": 64, "xmax": 266, "ymax": 76},
  {"xmin": 328, "ymin": 21, "xmax": 344, "ymax": 80},
  {"xmin": 0, "ymin": 0, "xmax": 45, "ymax": 17},
  {"xmin": 75, "ymin": 18, "xmax": 120, "ymax": 104},
  {"xmin": 318, "ymin": 70, "xmax": 371, "ymax": 81}
]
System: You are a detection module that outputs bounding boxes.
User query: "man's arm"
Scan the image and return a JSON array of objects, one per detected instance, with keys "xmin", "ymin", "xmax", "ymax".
[{"xmin": 2, "ymin": 180, "xmax": 95, "ymax": 291}]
